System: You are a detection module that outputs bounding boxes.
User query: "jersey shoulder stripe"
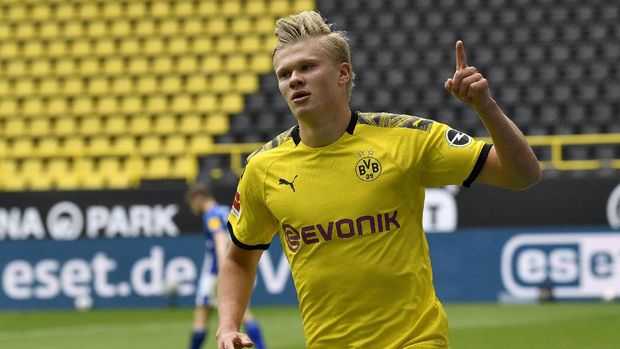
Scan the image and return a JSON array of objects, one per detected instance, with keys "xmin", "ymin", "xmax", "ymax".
[
  {"xmin": 357, "ymin": 112, "xmax": 433, "ymax": 132},
  {"xmin": 245, "ymin": 125, "xmax": 298, "ymax": 164}
]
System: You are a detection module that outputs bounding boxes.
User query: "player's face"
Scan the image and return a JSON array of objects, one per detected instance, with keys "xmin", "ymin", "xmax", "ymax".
[
  {"xmin": 189, "ymin": 196, "xmax": 204, "ymax": 215},
  {"xmin": 274, "ymin": 39, "xmax": 347, "ymax": 118}
]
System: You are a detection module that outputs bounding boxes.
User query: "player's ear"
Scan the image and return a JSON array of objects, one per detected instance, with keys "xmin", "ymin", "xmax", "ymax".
[{"xmin": 338, "ymin": 62, "xmax": 352, "ymax": 86}]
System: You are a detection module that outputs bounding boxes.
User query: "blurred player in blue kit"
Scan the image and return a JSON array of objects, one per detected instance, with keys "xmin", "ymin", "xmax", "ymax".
[{"xmin": 185, "ymin": 183, "xmax": 266, "ymax": 349}]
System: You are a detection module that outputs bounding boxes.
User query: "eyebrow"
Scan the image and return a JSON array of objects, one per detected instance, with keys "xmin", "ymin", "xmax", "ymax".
[{"xmin": 275, "ymin": 57, "xmax": 320, "ymax": 76}]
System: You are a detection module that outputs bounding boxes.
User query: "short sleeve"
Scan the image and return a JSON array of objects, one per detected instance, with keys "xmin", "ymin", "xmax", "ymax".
[
  {"xmin": 417, "ymin": 122, "xmax": 491, "ymax": 188},
  {"xmin": 227, "ymin": 161, "xmax": 279, "ymax": 250}
]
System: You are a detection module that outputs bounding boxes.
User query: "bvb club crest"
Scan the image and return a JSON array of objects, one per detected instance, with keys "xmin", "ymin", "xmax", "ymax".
[{"xmin": 356, "ymin": 150, "xmax": 382, "ymax": 182}]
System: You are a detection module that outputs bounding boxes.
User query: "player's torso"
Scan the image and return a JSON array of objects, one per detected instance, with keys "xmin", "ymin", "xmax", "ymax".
[{"xmin": 261, "ymin": 130, "xmax": 447, "ymax": 347}]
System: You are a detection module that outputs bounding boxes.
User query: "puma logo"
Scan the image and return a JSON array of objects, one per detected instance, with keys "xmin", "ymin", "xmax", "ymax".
[{"xmin": 279, "ymin": 175, "xmax": 298, "ymax": 192}]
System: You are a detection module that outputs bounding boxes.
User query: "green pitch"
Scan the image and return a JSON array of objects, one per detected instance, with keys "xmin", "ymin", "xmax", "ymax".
[{"xmin": 1, "ymin": 303, "xmax": 619, "ymax": 349}]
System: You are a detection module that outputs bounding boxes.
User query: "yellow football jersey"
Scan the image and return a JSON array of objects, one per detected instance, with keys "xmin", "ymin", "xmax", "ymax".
[{"xmin": 228, "ymin": 111, "xmax": 491, "ymax": 348}]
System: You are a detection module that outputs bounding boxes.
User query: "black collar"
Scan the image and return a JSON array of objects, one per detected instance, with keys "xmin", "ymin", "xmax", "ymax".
[{"xmin": 291, "ymin": 110, "xmax": 358, "ymax": 146}]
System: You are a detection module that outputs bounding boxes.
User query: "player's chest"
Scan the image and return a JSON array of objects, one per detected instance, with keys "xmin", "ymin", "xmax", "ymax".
[{"xmin": 264, "ymin": 147, "xmax": 405, "ymax": 218}]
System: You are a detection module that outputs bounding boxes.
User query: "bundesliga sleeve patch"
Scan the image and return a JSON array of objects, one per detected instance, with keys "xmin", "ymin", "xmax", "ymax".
[
  {"xmin": 445, "ymin": 128, "xmax": 472, "ymax": 147},
  {"xmin": 231, "ymin": 191, "xmax": 241, "ymax": 218},
  {"xmin": 208, "ymin": 217, "xmax": 222, "ymax": 231}
]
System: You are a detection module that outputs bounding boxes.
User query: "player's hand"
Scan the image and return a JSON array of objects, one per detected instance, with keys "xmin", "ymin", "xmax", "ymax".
[
  {"xmin": 217, "ymin": 330, "xmax": 254, "ymax": 349},
  {"xmin": 444, "ymin": 40, "xmax": 491, "ymax": 109}
]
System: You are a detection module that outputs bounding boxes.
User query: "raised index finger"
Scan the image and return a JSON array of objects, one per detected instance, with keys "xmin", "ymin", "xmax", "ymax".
[{"xmin": 456, "ymin": 40, "xmax": 468, "ymax": 70}]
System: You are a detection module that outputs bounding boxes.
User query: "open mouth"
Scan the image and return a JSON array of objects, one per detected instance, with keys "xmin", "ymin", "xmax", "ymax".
[{"xmin": 291, "ymin": 91, "xmax": 311, "ymax": 102}]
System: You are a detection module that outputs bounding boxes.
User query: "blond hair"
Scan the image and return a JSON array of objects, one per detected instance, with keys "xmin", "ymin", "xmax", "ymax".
[{"xmin": 274, "ymin": 11, "xmax": 355, "ymax": 99}]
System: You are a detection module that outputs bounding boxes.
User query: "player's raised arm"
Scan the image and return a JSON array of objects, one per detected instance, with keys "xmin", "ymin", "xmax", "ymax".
[
  {"xmin": 444, "ymin": 40, "xmax": 541, "ymax": 190},
  {"xmin": 216, "ymin": 244, "xmax": 262, "ymax": 349}
]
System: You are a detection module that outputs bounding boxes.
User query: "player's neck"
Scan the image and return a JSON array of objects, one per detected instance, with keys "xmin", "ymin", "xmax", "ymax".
[{"xmin": 297, "ymin": 105, "xmax": 352, "ymax": 148}]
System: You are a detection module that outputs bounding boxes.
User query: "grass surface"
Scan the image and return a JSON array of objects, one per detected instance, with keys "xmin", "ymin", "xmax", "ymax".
[{"xmin": 1, "ymin": 303, "xmax": 619, "ymax": 348}]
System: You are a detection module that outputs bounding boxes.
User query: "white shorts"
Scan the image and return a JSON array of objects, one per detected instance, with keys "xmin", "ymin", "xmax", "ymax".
[{"xmin": 195, "ymin": 253, "xmax": 218, "ymax": 307}]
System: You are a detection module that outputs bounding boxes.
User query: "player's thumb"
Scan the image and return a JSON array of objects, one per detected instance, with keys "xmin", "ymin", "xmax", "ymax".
[
  {"xmin": 236, "ymin": 333, "xmax": 254, "ymax": 348},
  {"xmin": 444, "ymin": 79, "xmax": 453, "ymax": 92}
]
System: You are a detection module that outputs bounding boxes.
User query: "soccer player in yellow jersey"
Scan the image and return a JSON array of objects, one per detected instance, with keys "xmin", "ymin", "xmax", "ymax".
[{"xmin": 217, "ymin": 11, "xmax": 541, "ymax": 349}]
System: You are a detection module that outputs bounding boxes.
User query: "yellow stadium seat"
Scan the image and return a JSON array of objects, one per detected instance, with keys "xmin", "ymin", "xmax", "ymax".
[
  {"xmin": 1, "ymin": 41, "xmax": 19, "ymax": 60},
  {"xmin": 110, "ymin": 20, "xmax": 132, "ymax": 37},
  {"xmin": 81, "ymin": 117, "xmax": 102, "ymax": 136},
  {"xmin": 170, "ymin": 95, "xmax": 192, "ymax": 113},
  {"xmin": 22, "ymin": 159, "xmax": 44, "ymax": 179},
  {"xmin": 184, "ymin": 19, "xmax": 203, "ymax": 36},
  {"xmin": 98, "ymin": 96, "xmax": 119, "ymax": 114},
  {"xmin": 23, "ymin": 41, "xmax": 44, "ymax": 58},
  {"xmin": 294, "ymin": 0, "xmax": 315, "ymax": 12},
  {"xmin": 154, "ymin": 115, "xmax": 177, "ymax": 134},
  {"xmin": 56, "ymin": 174, "xmax": 80, "ymax": 190},
  {"xmin": 161, "ymin": 76, "xmax": 182, "ymax": 94},
  {"xmin": 79, "ymin": 58, "xmax": 100, "ymax": 76},
  {"xmin": 163, "ymin": 135, "xmax": 186, "ymax": 155},
  {"xmin": 188, "ymin": 135, "xmax": 213, "ymax": 154},
  {"xmin": 160, "ymin": 19, "xmax": 180, "ymax": 36},
  {"xmin": 221, "ymin": 1, "xmax": 242, "ymax": 16},
  {"xmin": 172, "ymin": 155, "xmax": 196, "ymax": 181},
  {"xmin": 239, "ymin": 36, "xmax": 262, "ymax": 53},
  {"xmin": 5, "ymin": 119, "xmax": 26, "ymax": 137},
  {"xmin": 29, "ymin": 176, "xmax": 53, "ymax": 191},
  {"xmin": 65, "ymin": 78, "xmax": 85, "ymax": 96},
  {"xmin": 39, "ymin": 78, "xmax": 60, "ymax": 96},
  {"xmin": 31, "ymin": 59, "xmax": 52, "ymax": 77},
  {"xmin": 250, "ymin": 54, "xmax": 272, "ymax": 73},
  {"xmin": 169, "ymin": 37, "xmax": 190, "ymax": 55},
  {"xmin": 177, "ymin": 56, "xmax": 198, "ymax": 74},
  {"xmin": 231, "ymin": 17, "xmax": 252, "ymax": 34},
  {"xmin": 135, "ymin": 20, "xmax": 156, "ymax": 36},
  {"xmin": 16, "ymin": 22, "xmax": 35, "ymax": 40},
  {"xmin": 38, "ymin": 138, "xmax": 61, "ymax": 156},
  {"xmin": 235, "ymin": 73, "xmax": 259, "ymax": 93},
  {"xmin": 0, "ymin": 23, "xmax": 8, "ymax": 40},
  {"xmin": 6, "ymin": 60, "xmax": 27, "ymax": 77},
  {"xmin": 0, "ymin": 140, "xmax": 6, "ymax": 158},
  {"xmin": 107, "ymin": 173, "xmax": 131, "ymax": 189},
  {"xmin": 55, "ymin": 117, "xmax": 77, "ymax": 136},
  {"xmin": 121, "ymin": 96, "xmax": 142, "ymax": 114},
  {"xmin": 255, "ymin": 17, "xmax": 274, "ymax": 34},
  {"xmin": 186, "ymin": 75, "xmax": 208, "ymax": 93},
  {"xmin": 201, "ymin": 55, "xmax": 222, "ymax": 73},
  {"xmin": 48, "ymin": 158, "xmax": 70, "ymax": 179},
  {"xmin": 195, "ymin": 95, "xmax": 217, "ymax": 113},
  {"xmin": 88, "ymin": 136, "xmax": 112, "ymax": 155},
  {"xmin": 119, "ymin": 38, "xmax": 140, "ymax": 56},
  {"xmin": 262, "ymin": 36, "xmax": 277, "ymax": 53},
  {"xmin": 56, "ymin": 3, "xmax": 76, "ymax": 21},
  {"xmin": 81, "ymin": 173, "xmax": 106, "ymax": 190},
  {"xmin": 129, "ymin": 115, "xmax": 152, "ymax": 135},
  {"xmin": 180, "ymin": 114, "xmax": 203, "ymax": 133},
  {"xmin": 48, "ymin": 97, "xmax": 69, "ymax": 115},
  {"xmin": 7, "ymin": 5, "xmax": 27, "ymax": 22},
  {"xmin": 215, "ymin": 36, "xmax": 237, "ymax": 54},
  {"xmin": 269, "ymin": 0, "xmax": 290, "ymax": 15},
  {"xmin": 39, "ymin": 22, "xmax": 60, "ymax": 40},
  {"xmin": 136, "ymin": 76, "xmax": 157, "ymax": 94},
  {"xmin": 219, "ymin": 94, "xmax": 244, "ymax": 113},
  {"xmin": 174, "ymin": 1, "xmax": 194, "ymax": 17},
  {"xmin": 152, "ymin": 1, "xmax": 171, "ymax": 17},
  {"xmin": 22, "ymin": 98, "xmax": 44, "ymax": 117},
  {"xmin": 126, "ymin": 2, "xmax": 147, "ymax": 18},
  {"xmin": 99, "ymin": 157, "xmax": 121, "ymax": 175},
  {"xmin": 145, "ymin": 96, "xmax": 167, "ymax": 114},
  {"xmin": 94, "ymin": 38, "xmax": 115, "ymax": 56},
  {"xmin": 114, "ymin": 136, "xmax": 137, "ymax": 154},
  {"xmin": 205, "ymin": 113, "xmax": 230, "ymax": 134},
  {"xmin": 0, "ymin": 99, "xmax": 18, "ymax": 117},
  {"xmin": 206, "ymin": 18, "xmax": 227, "ymax": 35},
  {"xmin": 0, "ymin": 80, "xmax": 9, "ymax": 97},
  {"xmin": 105, "ymin": 116, "xmax": 127, "ymax": 135},
  {"xmin": 145, "ymin": 156, "xmax": 171, "ymax": 178},
  {"xmin": 31, "ymin": 4, "xmax": 52, "ymax": 22},
  {"xmin": 87, "ymin": 21, "xmax": 107, "ymax": 38},
  {"xmin": 140, "ymin": 135, "xmax": 161, "ymax": 155},
  {"xmin": 246, "ymin": 1, "xmax": 267, "ymax": 15},
  {"xmin": 104, "ymin": 57, "xmax": 124, "ymax": 75},
  {"xmin": 144, "ymin": 38, "xmax": 165, "ymax": 55},
  {"xmin": 192, "ymin": 37, "xmax": 213, "ymax": 54},
  {"xmin": 47, "ymin": 40, "xmax": 69, "ymax": 59},
  {"xmin": 64, "ymin": 21, "xmax": 85, "ymax": 39},
  {"xmin": 73, "ymin": 97, "xmax": 95, "ymax": 115},
  {"xmin": 211, "ymin": 74, "xmax": 232, "ymax": 93},
  {"xmin": 152, "ymin": 57, "xmax": 173, "ymax": 74},
  {"xmin": 71, "ymin": 39, "xmax": 92, "ymax": 57},
  {"xmin": 30, "ymin": 119, "xmax": 50, "ymax": 137},
  {"xmin": 225, "ymin": 54, "xmax": 249, "ymax": 73},
  {"xmin": 15, "ymin": 80, "xmax": 35, "ymax": 97},
  {"xmin": 197, "ymin": 1, "xmax": 218, "ymax": 15},
  {"xmin": 64, "ymin": 136, "xmax": 85, "ymax": 155},
  {"xmin": 103, "ymin": 2, "xmax": 123, "ymax": 19},
  {"xmin": 89, "ymin": 77, "xmax": 109, "ymax": 95},
  {"xmin": 1, "ymin": 160, "xmax": 25, "ymax": 191},
  {"xmin": 112, "ymin": 77, "xmax": 133, "ymax": 95},
  {"xmin": 80, "ymin": 2, "xmax": 99, "ymax": 19}
]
